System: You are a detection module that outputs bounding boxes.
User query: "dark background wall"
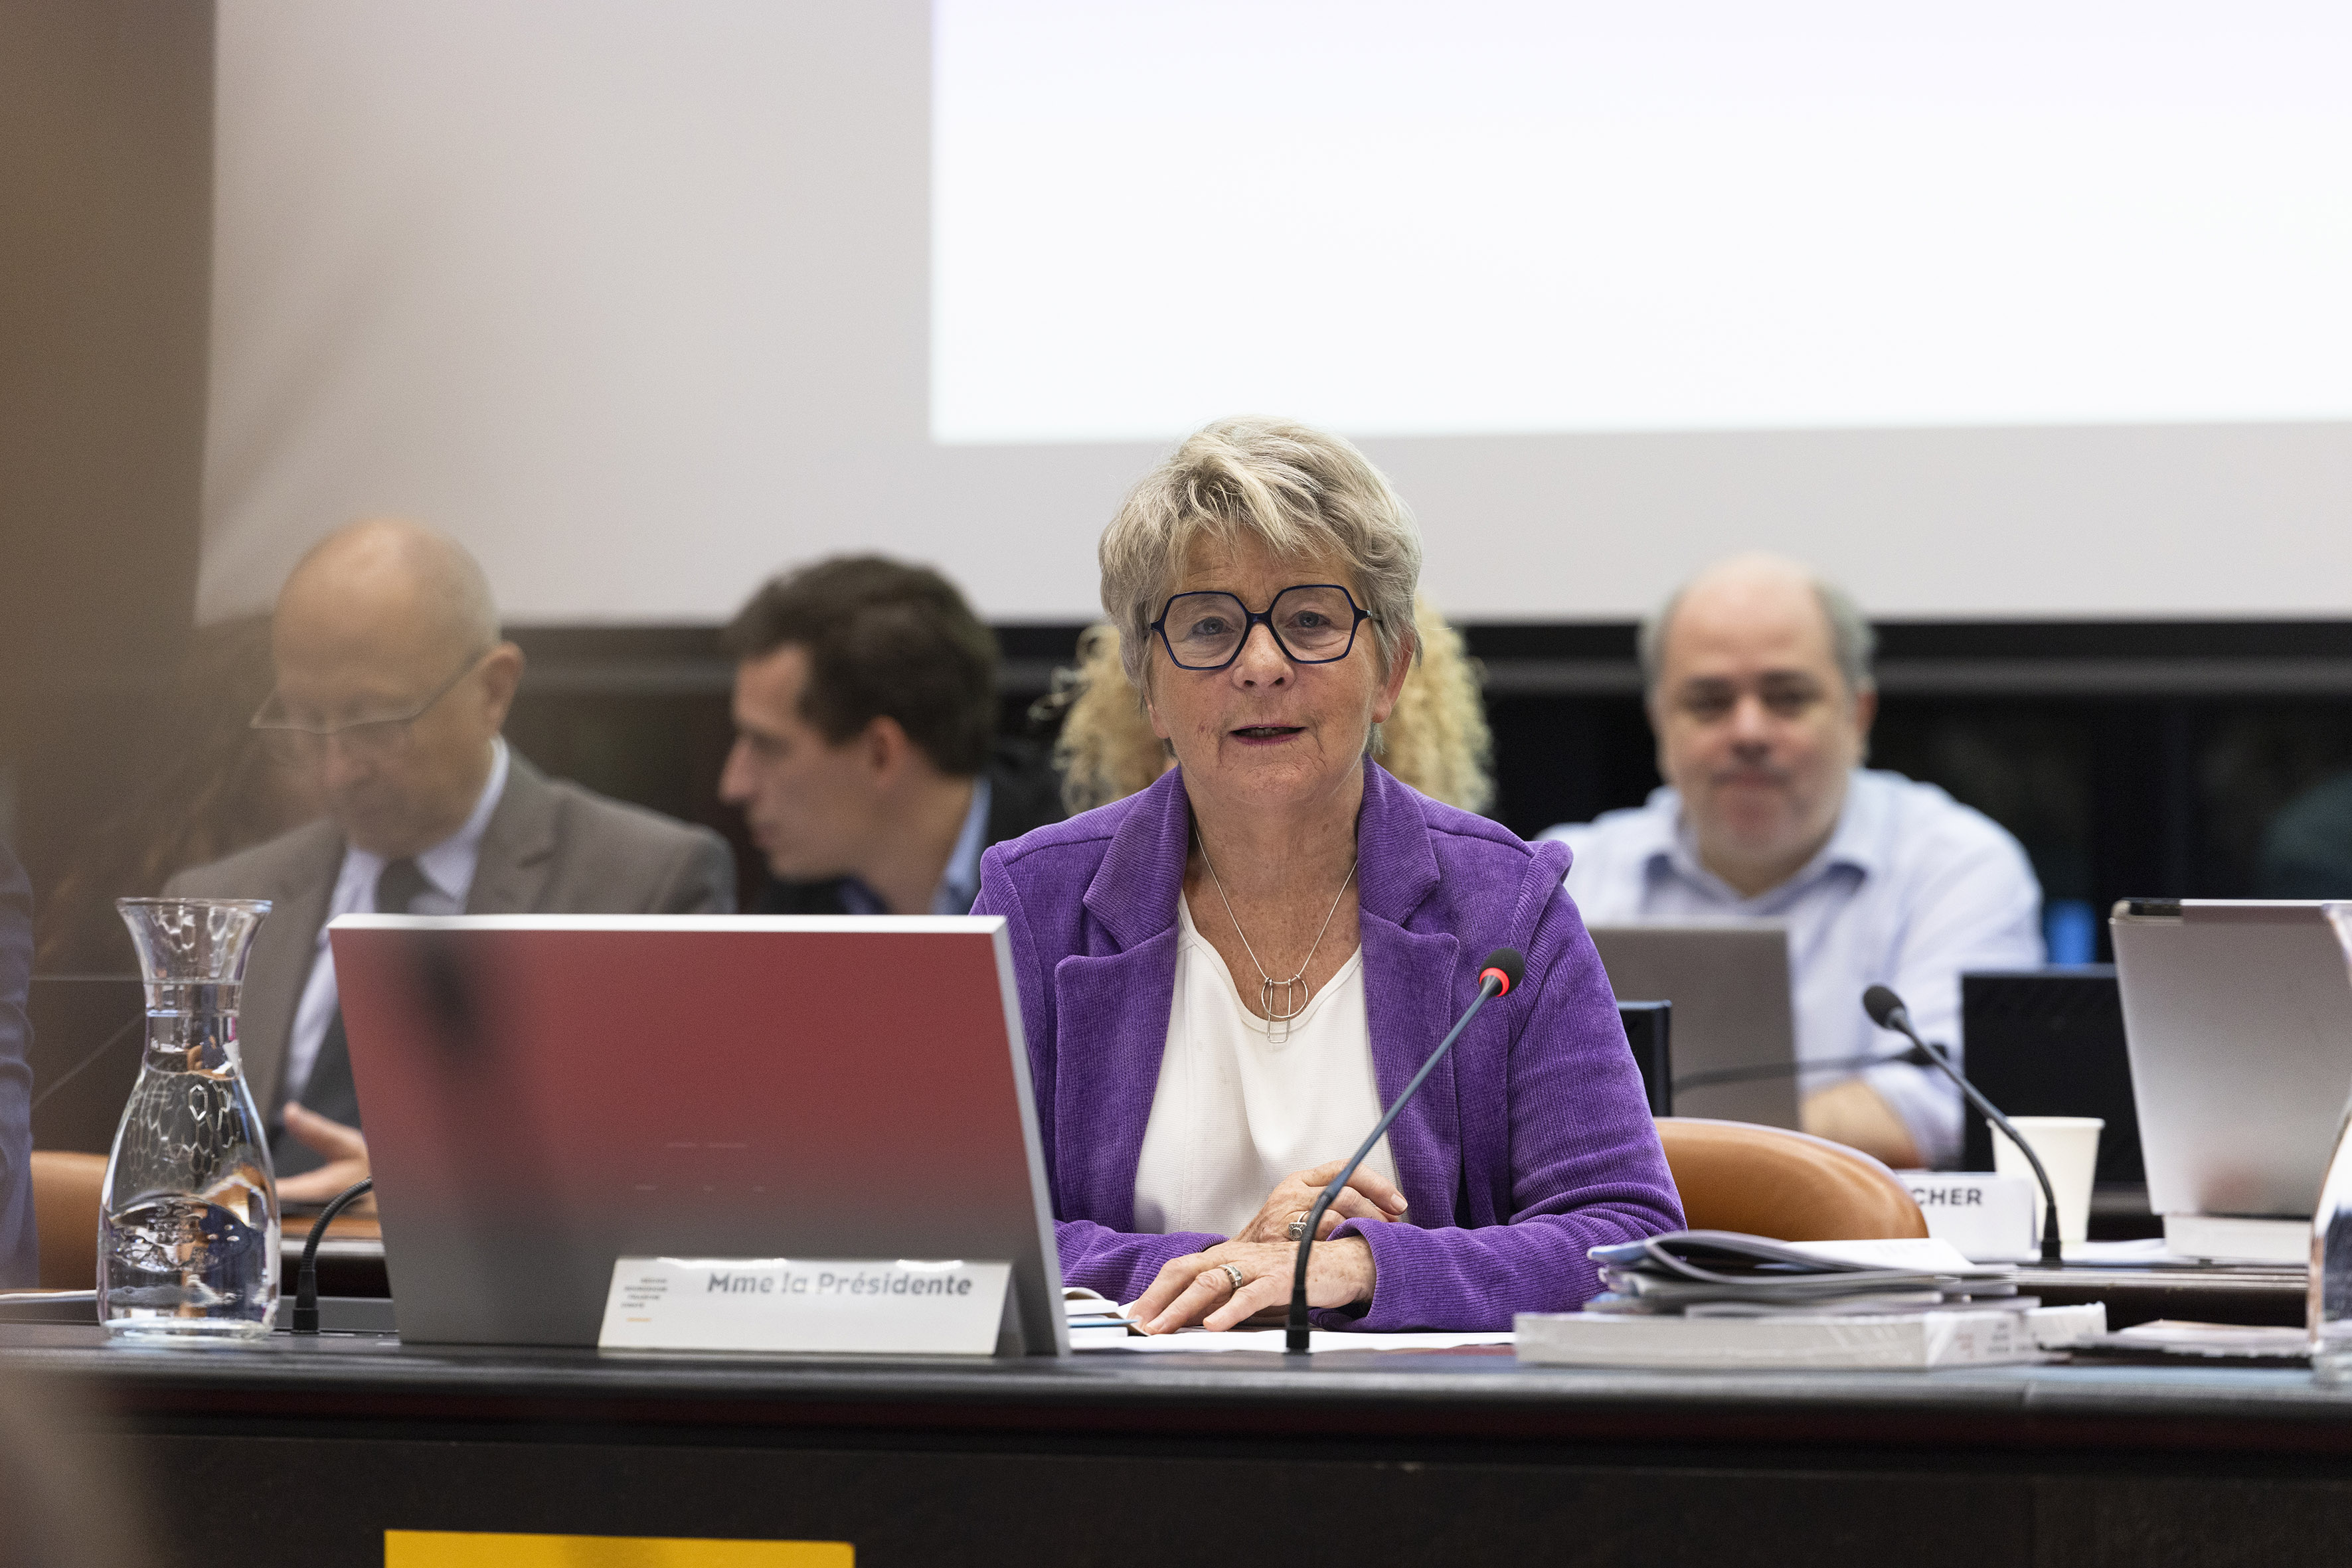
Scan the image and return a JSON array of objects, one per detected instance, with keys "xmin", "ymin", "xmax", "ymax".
[{"xmin": 500, "ymin": 618, "xmax": 2352, "ymax": 965}]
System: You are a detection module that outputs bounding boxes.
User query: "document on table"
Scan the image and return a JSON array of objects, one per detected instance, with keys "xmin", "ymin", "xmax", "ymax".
[
  {"xmin": 2083, "ymin": 1319, "xmax": 2310, "ymax": 1358},
  {"xmin": 1092, "ymin": 1328, "xmax": 1514, "ymax": 1354},
  {"xmin": 1063, "ymin": 1290, "xmax": 1142, "ymax": 1348}
]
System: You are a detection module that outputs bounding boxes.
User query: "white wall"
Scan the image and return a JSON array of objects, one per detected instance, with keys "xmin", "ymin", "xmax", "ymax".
[{"xmin": 201, "ymin": 0, "xmax": 2352, "ymax": 625}]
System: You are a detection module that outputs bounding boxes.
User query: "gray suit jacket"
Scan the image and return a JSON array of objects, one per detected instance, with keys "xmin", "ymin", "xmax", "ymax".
[{"xmin": 163, "ymin": 753, "xmax": 734, "ymax": 1113}]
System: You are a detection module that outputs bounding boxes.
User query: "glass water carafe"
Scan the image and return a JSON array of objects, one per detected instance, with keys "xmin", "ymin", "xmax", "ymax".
[
  {"xmin": 2311, "ymin": 1094, "xmax": 2352, "ymax": 1381},
  {"xmin": 2314, "ymin": 903, "xmax": 2352, "ymax": 1379},
  {"xmin": 101, "ymin": 898, "xmax": 279, "ymax": 1340}
]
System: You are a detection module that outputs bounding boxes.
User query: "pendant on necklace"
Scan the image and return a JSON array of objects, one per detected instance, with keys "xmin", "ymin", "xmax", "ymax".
[{"xmin": 1263, "ymin": 976, "xmax": 1308, "ymax": 1045}]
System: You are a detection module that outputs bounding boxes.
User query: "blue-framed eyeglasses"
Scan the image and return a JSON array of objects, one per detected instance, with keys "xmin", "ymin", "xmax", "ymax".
[{"xmin": 1150, "ymin": 584, "xmax": 1375, "ymax": 671}]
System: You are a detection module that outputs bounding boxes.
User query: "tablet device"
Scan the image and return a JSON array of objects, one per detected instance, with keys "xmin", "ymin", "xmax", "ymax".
[
  {"xmin": 331, "ymin": 913, "xmax": 1068, "ymax": 1354},
  {"xmin": 2111, "ymin": 899, "xmax": 2352, "ymax": 1219}
]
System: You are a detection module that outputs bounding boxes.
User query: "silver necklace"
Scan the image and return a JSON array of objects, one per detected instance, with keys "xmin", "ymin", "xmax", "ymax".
[{"xmin": 1195, "ymin": 830, "xmax": 1359, "ymax": 1044}]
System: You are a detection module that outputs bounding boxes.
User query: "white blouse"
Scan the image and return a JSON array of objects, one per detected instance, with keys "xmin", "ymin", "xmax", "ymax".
[{"xmin": 1132, "ymin": 896, "xmax": 1397, "ymax": 1239}]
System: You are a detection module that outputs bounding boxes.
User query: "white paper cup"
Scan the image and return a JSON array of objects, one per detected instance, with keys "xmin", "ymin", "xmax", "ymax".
[{"xmin": 1991, "ymin": 1116, "xmax": 2104, "ymax": 1245}]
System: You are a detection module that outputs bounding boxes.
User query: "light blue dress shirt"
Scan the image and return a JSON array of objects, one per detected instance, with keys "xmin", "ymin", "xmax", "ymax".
[
  {"xmin": 1542, "ymin": 767, "xmax": 2044, "ymax": 1166},
  {"xmin": 838, "ymin": 776, "xmax": 994, "ymax": 917}
]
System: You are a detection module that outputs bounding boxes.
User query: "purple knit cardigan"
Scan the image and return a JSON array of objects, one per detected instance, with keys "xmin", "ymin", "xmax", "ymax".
[{"xmin": 972, "ymin": 759, "xmax": 1685, "ymax": 1332}]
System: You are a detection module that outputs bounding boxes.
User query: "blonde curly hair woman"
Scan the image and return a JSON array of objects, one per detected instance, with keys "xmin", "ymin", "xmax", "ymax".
[
  {"xmin": 1044, "ymin": 595, "xmax": 1494, "ymax": 815},
  {"xmin": 976, "ymin": 415, "xmax": 1678, "ymax": 1332}
]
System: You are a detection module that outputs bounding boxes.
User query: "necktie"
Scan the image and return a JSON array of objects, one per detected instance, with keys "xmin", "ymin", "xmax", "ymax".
[{"xmin": 276, "ymin": 858, "xmax": 432, "ymax": 1176}]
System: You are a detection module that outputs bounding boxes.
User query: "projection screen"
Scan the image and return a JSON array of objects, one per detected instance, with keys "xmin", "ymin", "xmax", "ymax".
[{"xmin": 200, "ymin": 0, "xmax": 2352, "ymax": 625}]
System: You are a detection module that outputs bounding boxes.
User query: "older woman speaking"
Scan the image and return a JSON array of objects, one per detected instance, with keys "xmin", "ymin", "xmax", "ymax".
[{"xmin": 974, "ymin": 418, "xmax": 1682, "ymax": 1332}]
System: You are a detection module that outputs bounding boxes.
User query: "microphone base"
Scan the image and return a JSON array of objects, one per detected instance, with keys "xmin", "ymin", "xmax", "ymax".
[{"xmin": 2037, "ymin": 1204, "xmax": 2065, "ymax": 1268}]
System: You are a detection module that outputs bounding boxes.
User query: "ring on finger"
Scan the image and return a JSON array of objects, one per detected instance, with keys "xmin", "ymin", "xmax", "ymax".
[
  {"xmin": 1285, "ymin": 1211, "xmax": 1313, "ymax": 1242},
  {"xmin": 1218, "ymin": 1262, "xmax": 1245, "ymax": 1293}
]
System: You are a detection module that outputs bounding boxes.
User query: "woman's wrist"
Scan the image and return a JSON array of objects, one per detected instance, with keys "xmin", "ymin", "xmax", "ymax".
[{"xmin": 1325, "ymin": 1233, "xmax": 1378, "ymax": 1305}]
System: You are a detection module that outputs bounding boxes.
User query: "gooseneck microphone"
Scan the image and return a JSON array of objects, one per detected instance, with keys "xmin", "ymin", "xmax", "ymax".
[
  {"xmin": 1286, "ymin": 947, "xmax": 1525, "ymax": 1354},
  {"xmin": 1862, "ymin": 984, "xmax": 2064, "ymax": 1267}
]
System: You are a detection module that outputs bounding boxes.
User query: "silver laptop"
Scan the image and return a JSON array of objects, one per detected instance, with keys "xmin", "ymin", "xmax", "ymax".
[
  {"xmin": 331, "ymin": 913, "xmax": 1069, "ymax": 1354},
  {"xmin": 2112, "ymin": 900, "xmax": 2352, "ymax": 1219},
  {"xmin": 1587, "ymin": 922, "xmax": 1798, "ymax": 1128}
]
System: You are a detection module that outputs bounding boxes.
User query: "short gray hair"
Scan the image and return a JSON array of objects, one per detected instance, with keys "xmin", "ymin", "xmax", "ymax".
[
  {"xmin": 1099, "ymin": 418, "xmax": 1423, "ymax": 692},
  {"xmin": 1637, "ymin": 564, "xmax": 1877, "ymax": 700}
]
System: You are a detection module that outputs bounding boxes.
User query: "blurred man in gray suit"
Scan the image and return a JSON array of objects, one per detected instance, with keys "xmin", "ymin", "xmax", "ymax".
[
  {"xmin": 168, "ymin": 520, "xmax": 733, "ymax": 1198},
  {"xmin": 0, "ymin": 840, "xmax": 33, "ymax": 1287}
]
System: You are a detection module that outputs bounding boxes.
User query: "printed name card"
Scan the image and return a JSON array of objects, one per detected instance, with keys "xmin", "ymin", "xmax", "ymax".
[
  {"xmin": 1904, "ymin": 1173, "xmax": 2037, "ymax": 1263},
  {"xmin": 598, "ymin": 1256, "xmax": 1012, "ymax": 1355}
]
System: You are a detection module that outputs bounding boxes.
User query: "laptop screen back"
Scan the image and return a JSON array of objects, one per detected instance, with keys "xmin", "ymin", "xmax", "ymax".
[
  {"xmin": 1587, "ymin": 922, "xmax": 1798, "ymax": 1129},
  {"xmin": 2112, "ymin": 900, "xmax": 2352, "ymax": 1218},
  {"xmin": 331, "ymin": 913, "xmax": 1066, "ymax": 1352}
]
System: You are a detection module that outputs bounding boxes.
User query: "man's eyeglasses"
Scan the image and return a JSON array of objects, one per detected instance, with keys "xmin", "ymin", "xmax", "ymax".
[
  {"xmin": 1151, "ymin": 585, "xmax": 1375, "ymax": 671},
  {"xmin": 249, "ymin": 649, "xmax": 492, "ymax": 766}
]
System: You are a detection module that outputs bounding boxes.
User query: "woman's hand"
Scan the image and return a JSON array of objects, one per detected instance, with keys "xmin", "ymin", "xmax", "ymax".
[
  {"xmin": 1132, "ymin": 1237, "xmax": 1377, "ymax": 1333},
  {"xmin": 1229, "ymin": 1159, "xmax": 1408, "ymax": 1244}
]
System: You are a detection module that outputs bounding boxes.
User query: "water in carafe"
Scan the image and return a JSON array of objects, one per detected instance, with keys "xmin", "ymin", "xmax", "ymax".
[
  {"xmin": 2314, "ymin": 903, "xmax": 2352, "ymax": 1381},
  {"xmin": 2310, "ymin": 1095, "xmax": 2352, "ymax": 1381},
  {"xmin": 102, "ymin": 898, "xmax": 278, "ymax": 1340}
]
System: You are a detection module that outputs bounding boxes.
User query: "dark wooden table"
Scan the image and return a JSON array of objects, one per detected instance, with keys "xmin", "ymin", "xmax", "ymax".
[
  {"xmin": 290, "ymin": 1225, "xmax": 2309, "ymax": 1328},
  {"xmin": 8, "ymin": 1322, "xmax": 2352, "ymax": 1567},
  {"xmin": 2015, "ymin": 1263, "xmax": 2306, "ymax": 1327}
]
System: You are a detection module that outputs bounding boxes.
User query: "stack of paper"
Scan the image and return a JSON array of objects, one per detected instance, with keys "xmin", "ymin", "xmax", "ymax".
[
  {"xmin": 1515, "ymin": 1308, "xmax": 2088, "ymax": 1370},
  {"xmin": 1514, "ymin": 1230, "xmax": 2100, "ymax": 1370},
  {"xmin": 1062, "ymin": 1290, "xmax": 1141, "ymax": 1348},
  {"xmin": 1584, "ymin": 1230, "xmax": 2019, "ymax": 1316}
]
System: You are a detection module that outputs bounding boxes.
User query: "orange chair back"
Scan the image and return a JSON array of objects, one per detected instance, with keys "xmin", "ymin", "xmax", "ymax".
[
  {"xmin": 31, "ymin": 1150, "xmax": 108, "ymax": 1290},
  {"xmin": 1657, "ymin": 1117, "xmax": 1928, "ymax": 1241}
]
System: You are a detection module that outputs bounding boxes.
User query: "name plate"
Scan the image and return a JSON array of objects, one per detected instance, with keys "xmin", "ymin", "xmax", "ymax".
[
  {"xmin": 1904, "ymin": 1173, "xmax": 2037, "ymax": 1263},
  {"xmin": 598, "ymin": 1257, "xmax": 1011, "ymax": 1355}
]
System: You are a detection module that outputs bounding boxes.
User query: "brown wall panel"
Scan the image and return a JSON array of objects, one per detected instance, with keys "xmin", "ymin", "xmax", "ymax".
[{"xmin": 0, "ymin": 0, "xmax": 214, "ymax": 901}]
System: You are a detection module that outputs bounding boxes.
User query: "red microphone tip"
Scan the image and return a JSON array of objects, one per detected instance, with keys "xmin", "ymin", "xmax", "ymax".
[{"xmin": 1479, "ymin": 947, "xmax": 1525, "ymax": 996}]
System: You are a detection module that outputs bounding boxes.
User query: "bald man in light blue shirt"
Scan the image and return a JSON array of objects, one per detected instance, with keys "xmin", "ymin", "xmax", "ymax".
[{"xmin": 1544, "ymin": 556, "xmax": 2042, "ymax": 1168}]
